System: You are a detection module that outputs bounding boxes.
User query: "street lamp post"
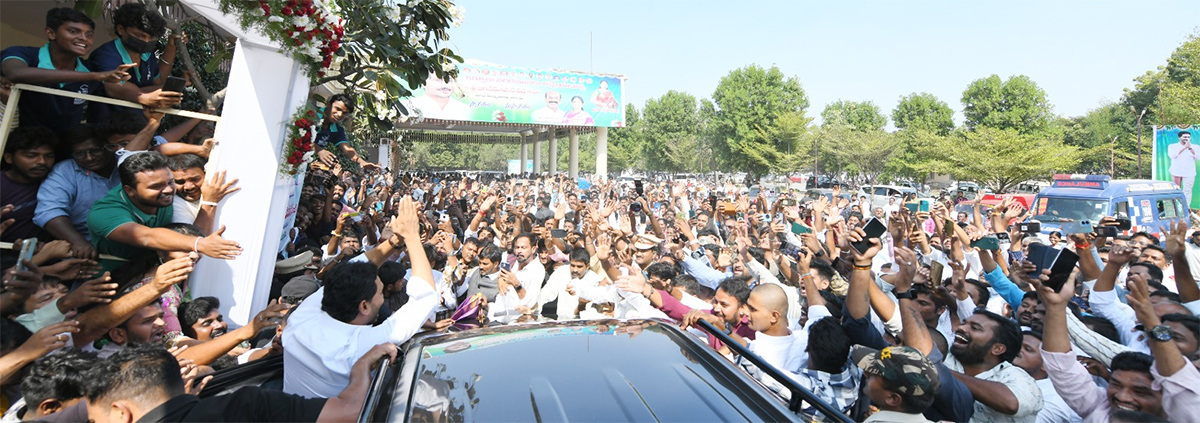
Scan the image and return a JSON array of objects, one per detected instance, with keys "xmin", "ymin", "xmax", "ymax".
[{"xmin": 1135, "ymin": 107, "xmax": 1148, "ymax": 178}]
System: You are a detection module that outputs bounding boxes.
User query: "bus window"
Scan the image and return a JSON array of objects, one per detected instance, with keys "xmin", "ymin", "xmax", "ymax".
[{"xmin": 1115, "ymin": 201, "xmax": 1129, "ymax": 219}]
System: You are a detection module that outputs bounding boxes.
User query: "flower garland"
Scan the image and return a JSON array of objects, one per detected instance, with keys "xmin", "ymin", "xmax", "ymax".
[
  {"xmin": 281, "ymin": 106, "xmax": 320, "ymax": 175},
  {"xmin": 220, "ymin": 0, "xmax": 344, "ymax": 80},
  {"xmin": 218, "ymin": 0, "xmax": 344, "ymax": 175}
]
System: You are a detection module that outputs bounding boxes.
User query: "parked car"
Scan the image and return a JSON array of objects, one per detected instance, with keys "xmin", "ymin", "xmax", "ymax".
[
  {"xmin": 200, "ymin": 319, "xmax": 852, "ymax": 422},
  {"xmin": 858, "ymin": 185, "xmax": 920, "ymax": 210}
]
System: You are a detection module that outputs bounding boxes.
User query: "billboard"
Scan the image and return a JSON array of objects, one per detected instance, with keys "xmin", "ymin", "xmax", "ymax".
[
  {"xmin": 1151, "ymin": 125, "xmax": 1200, "ymax": 209},
  {"xmin": 403, "ymin": 62, "xmax": 626, "ymax": 127}
]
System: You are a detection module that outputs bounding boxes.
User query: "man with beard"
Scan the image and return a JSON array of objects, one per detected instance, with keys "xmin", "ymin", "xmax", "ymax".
[
  {"xmin": 947, "ymin": 309, "xmax": 1043, "ymax": 422},
  {"xmin": 169, "ymin": 154, "xmax": 238, "ymax": 234},
  {"xmin": 490, "ymin": 233, "xmax": 546, "ymax": 320},
  {"xmin": 1, "ymin": 8, "xmax": 131, "ymax": 133},
  {"xmin": 175, "ymin": 296, "xmax": 285, "ymax": 367},
  {"xmin": 541, "ymin": 248, "xmax": 601, "ymax": 320},
  {"xmin": 1015, "ymin": 292, "xmax": 1046, "ymax": 332},
  {"xmin": 86, "ymin": 152, "xmax": 242, "ymax": 271},
  {"xmin": 1, "ymin": 126, "xmax": 58, "ymax": 243},
  {"xmin": 96, "ymin": 303, "xmax": 166, "ymax": 358}
]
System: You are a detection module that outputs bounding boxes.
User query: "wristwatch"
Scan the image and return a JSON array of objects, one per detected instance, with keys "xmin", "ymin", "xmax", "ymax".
[
  {"xmin": 1147, "ymin": 324, "xmax": 1173, "ymax": 342},
  {"xmin": 893, "ymin": 290, "xmax": 914, "ymax": 300}
]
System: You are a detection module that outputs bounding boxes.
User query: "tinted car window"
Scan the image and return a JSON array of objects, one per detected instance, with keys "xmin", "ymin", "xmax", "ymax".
[{"xmin": 391, "ymin": 321, "xmax": 795, "ymax": 422}]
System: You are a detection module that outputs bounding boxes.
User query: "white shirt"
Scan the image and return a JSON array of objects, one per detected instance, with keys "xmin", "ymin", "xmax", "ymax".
[
  {"xmin": 1168, "ymin": 142, "xmax": 1200, "ymax": 177},
  {"xmin": 489, "ymin": 259, "xmax": 546, "ymax": 321},
  {"xmin": 943, "ymin": 354, "xmax": 1044, "ymax": 423},
  {"xmin": 1035, "ymin": 377, "xmax": 1083, "ymax": 423},
  {"xmin": 171, "ymin": 195, "xmax": 201, "ymax": 225},
  {"xmin": 282, "ymin": 275, "xmax": 439, "ymax": 398},
  {"xmin": 538, "ymin": 266, "xmax": 601, "ymax": 319}
]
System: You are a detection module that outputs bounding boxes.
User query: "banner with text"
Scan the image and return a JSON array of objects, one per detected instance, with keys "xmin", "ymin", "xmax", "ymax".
[
  {"xmin": 403, "ymin": 63, "xmax": 626, "ymax": 127},
  {"xmin": 1151, "ymin": 125, "xmax": 1200, "ymax": 209}
]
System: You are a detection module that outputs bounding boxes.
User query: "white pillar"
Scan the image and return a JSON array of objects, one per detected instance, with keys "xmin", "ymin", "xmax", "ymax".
[
  {"xmin": 568, "ymin": 129, "xmax": 579, "ymax": 179},
  {"xmin": 532, "ymin": 137, "xmax": 541, "ymax": 174},
  {"xmin": 191, "ymin": 39, "xmax": 308, "ymax": 326},
  {"xmin": 520, "ymin": 134, "xmax": 528, "ymax": 175},
  {"xmin": 548, "ymin": 129, "xmax": 558, "ymax": 175},
  {"xmin": 596, "ymin": 127, "xmax": 608, "ymax": 179}
]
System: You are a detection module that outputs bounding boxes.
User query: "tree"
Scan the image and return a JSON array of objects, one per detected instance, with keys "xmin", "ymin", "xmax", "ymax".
[
  {"xmin": 820, "ymin": 110, "xmax": 899, "ymax": 186},
  {"xmin": 1062, "ymin": 103, "xmax": 1140, "ymax": 177},
  {"xmin": 961, "ymin": 75, "xmax": 1053, "ymax": 133},
  {"xmin": 606, "ymin": 103, "xmax": 644, "ymax": 173},
  {"xmin": 710, "ymin": 65, "xmax": 809, "ymax": 176},
  {"xmin": 922, "ymin": 127, "xmax": 1082, "ymax": 193},
  {"xmin": 641, "ymin": 91, "xmax": 702, "ymax": 172},
  {"xmin": 820, "ymin": 100, "xmax": 886, "ymax": 132},
  {"xmin": 892, "ymin": 92, "xmax": 954, "ymax": 135},
  {"xmin": 770, "ymin": 110, "xmax": 816, "ymax": 175}
]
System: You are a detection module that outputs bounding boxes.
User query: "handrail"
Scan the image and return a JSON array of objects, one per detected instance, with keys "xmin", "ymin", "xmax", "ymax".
[
  {"xmin": 694, "ymin": 319, "xmax": 854, "ymax": 423},
  {"xmin": 0, "ymin": 83, "xmax": 220, "ymax": 154},
  {"xmin": 357, "ymin": 355, "xmax": 393, "ymax": 423}
]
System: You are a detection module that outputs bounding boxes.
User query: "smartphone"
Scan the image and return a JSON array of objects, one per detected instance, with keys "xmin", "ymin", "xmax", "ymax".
[
  {"xmin": 708, "ymin": 195, "xmax": 717, "ymax": 212},
  {"xmin": 635, "ymin": 180, "xmax": 644, "ymax": 196},
  {"xmin": 551, "ymin": 229, "xmax": 567, "ymax": 238},
  {"xmin": 436, "ymin": 309, "xmax": 452, "ymax": 322},
  {"xmin": 851, "ymin": 217, "xmax": 888, "ymax": 254},
  {"xmin": 499, "ymin": 262, "xmax": 512, "ymax": 272},
  {"xmin": 970, "ymin": 235, "xmax": 1001, "ymax": 250},
  {"xmin": 774, "ymin": 212, "xmax": 784, "ymax": 223},
  {"xmin": 1018, "ymin": 222, "xmax": 1041, "ymax": 233},
  {"xmin": 163, "ymin": 76, "xmax": 187, "ymax": 93},
  {"xmin": 760, "ymin": 213, "xmax": 772, "ymax": 223},
  {"xmin": 1094, "ymin": 226, "xmax": 1118, "ymax": 238},
  {"xmin": 919, "ymin": 200, "xmax": 931, "ymax": 212},
  {"xmin": 791, "ymin": 222, "xmax": 812, "ymax": 235},
  {"xmin": 1060, "ymin": 220, "xmax": 1094, "ymax": 235},
  {"xmin": 1113, "ymin": 218, "xmax": 1132, "ymax": 231},
  {"xmin": 1042, "ymin": 247, "xmax": 1080, "ymax": 293},
  {"xmin": 905, "ymin": 203, "xmax": 919, "ymax": 212},
  {"xmin": 929, "ymin": 261, "xmax": 945, "ymax": 289},
  {"xmin": 440, "ymin": 214, "xmax": 450, "ymax": 223},
  {"xmin": 15, "ymin": 239, "xmax": 37, "ymax": 272}
]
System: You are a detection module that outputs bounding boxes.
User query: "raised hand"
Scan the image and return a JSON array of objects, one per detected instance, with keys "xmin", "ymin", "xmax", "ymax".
[
  {"xmin": 1107, "ymin": 244, "xmax": 1138, "ymax": 267},
  {"xmin": 846, "ymin": 227, "xmax": 882, "ymax": 265},
  {"xmin": 58, "ymin": 272, "xmax": 117, "ymax": 310},
  {"xmin": 200, "ymin": 170, "xmax": 240, "ymax": 204}
]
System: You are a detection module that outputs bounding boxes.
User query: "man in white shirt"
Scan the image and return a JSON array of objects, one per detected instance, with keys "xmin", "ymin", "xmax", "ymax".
[
  {"xmin": 531, "ymin": 90, "xmax": 565, "ymax": 124},
  {"xmin": 169, "ymin": 153, "xmax": 237, "ymax": 235},
  {"xmin": 1168, "ymin": 131, "xmax": 1198, "ymax": 206},
  {"xmin": 945, "ymin": 310, "xmax": 1043, "ymax": 423},
  {"xmin": 283, "ymin": 198, "xmax": 438, "ymax": 398},
  {"xmin": 490, "ymin": 233, "xmax": 546, "ymax": 321},
  {"xmin": 540, "ymin": 249, "xmax": 600, "ymax": 319}
]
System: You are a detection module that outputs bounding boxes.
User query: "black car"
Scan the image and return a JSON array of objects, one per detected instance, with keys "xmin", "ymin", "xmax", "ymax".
[{"xmin": 201, "ymin": 319, "xmax": 851, "ymax": 422}]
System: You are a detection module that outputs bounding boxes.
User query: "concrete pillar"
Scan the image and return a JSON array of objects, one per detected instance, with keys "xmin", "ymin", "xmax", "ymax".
[
  {"xmin": 520, "ymin": 134, "xmax": 527, "ymax": 175},
  {"xmin": 568, "ymin": 129, "xmax": 579, "ymax": 179},
  {"xmin": 596, "ymin": 127, "xmax": 608, "ymax": 179},
  {"xmin": 548, "ymin": 129, "xmax": 558, "ymax": 175},
  {"xmin": 532, "ymin": 136, "xmax": 542, "ymax": 174}
]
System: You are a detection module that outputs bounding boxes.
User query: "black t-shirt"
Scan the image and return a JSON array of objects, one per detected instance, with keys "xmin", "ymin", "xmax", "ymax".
[{"xmin": 136, "ymin": 389, "xmax": 326, "ymax": 423}]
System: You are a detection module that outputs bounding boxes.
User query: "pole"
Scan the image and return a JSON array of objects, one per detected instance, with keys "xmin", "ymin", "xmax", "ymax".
[
  {"xmin": 1111, "ymin": 135, "xmax": 1116, "ymax": 177},
  {"xmin": 1137, "ymin": 108, "xmax": 1146, "ymax": 179}
]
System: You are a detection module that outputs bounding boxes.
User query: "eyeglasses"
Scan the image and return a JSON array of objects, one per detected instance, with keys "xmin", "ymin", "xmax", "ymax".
[
  {"xmin": 71, "ymin": 147, "xmax": 108, "ymax": 160},
  {"xmin": 103, "ymin": 141, "xmax": 130, "ymax": 152}
]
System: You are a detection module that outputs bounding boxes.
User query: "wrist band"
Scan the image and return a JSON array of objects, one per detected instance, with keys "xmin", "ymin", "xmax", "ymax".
[
  {"xmin": 192, "ymin": 237, "xmax": 201, "ymax": 253},
  {"xmin": 853, "ymin": 264, "xmax": 872, "ymax": 271},
  {"xmin": 1074, "ymin": 243, "xmax": 1091, "ymax": 250},
  {"xmin": 200, "ymin": 200, "xmax": 219, "ymax": 207}
]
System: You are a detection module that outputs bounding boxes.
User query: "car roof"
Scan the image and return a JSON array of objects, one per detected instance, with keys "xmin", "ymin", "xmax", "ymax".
[
  {"xmin": 1038, "ymin": 179, "xmax": 1181, "ymax": 199},
  {"xmin": 381, "ymin": 319, "xmax": 798, "ymax": 422}
]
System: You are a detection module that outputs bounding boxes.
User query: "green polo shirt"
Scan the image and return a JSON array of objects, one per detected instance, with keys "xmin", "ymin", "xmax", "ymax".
[{"xmin": 87, "ymin": 186, "xmax": 173, "ymax": 271}]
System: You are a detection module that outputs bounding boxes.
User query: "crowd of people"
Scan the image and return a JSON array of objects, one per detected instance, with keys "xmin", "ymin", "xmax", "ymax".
[{"xmin": 2, "ymin": 3, "xmax": 1200, "ymax": 423}]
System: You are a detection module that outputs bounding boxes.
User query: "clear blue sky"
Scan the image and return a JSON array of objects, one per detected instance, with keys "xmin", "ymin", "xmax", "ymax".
[{"xmin": 446, "ymin": 0, "xmax": 1199, "ymax": 126}]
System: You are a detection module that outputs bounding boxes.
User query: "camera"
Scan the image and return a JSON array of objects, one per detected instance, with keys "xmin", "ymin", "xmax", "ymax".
[{"xmin": 629, "ymin": 202, "xmax": 643, "ymax": 213}]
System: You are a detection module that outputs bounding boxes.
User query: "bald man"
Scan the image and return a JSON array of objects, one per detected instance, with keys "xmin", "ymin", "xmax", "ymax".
[{"xmin": 740, "ymin": 284, "xmax": 807, "ymax": 373}]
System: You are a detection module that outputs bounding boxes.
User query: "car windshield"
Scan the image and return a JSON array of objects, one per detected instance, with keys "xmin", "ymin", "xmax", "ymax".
[
  {"xmin": 1032, "ymin": 197, "xmax": 1108, "ymax": 223},
  {"xmin": 394, "ymin": 321, "xmax": 795, "ymax": 422}
]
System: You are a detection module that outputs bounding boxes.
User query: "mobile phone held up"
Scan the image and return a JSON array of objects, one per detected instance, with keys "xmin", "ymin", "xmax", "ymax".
[
  {"xmin": 15, "ymin": 239, "xmax": 37, "ymax": 272},
  {"xmin": 851, "ymin": 218, "xmax": 887, "ymax": 254},
  {"xmin": 163, "ymin": 76, "xmax": 187, "ymax": 93}
]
